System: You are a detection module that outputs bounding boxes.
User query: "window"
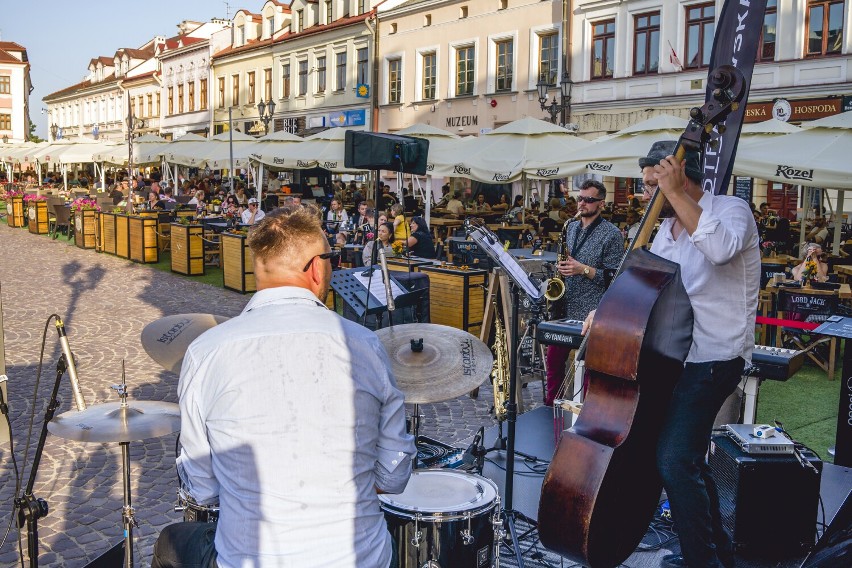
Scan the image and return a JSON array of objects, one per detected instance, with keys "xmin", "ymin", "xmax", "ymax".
[
  {"xmin": 336, "ymin": 52, "xmax": 347, "ymax": 91},
  {"xmin": 299, "ymin": 60, "xmax": 308, "ymax": 96},
  {"xmin": 238, "ymin": 25, "xmax": 245, "ymax": 45},
  {"xmin": 156, "ymin": 92, "xmax": 161, "ymax": 115},
  {"xmin": 317, "ymin": 57, "xmax": 327, "ymax": 93},
  {"xmin": 460, "ymin": 6, "xmax": 468, "ymax": 18},
  {"xmin": 358, "ymin": 0, "xmax": 365, "ymax": 15},
  {"xmin": 0, "ymin": 114, "xmax": 10, "ymax": 131},
  {"xmin": 0, "ymin": 76, "xmax": 9, "ymax": 94},
  {"xmin": 200, "ymin": 78, "xmax": 208, "ymax": 110},
  {"xmin": 685, "ymin": 3, "xmax": 715, "ymax": 69},
  {"xmin": 282, "ymin": 64, "xmax": 291, "ymax": 98},
  {"xmin": 264, "ymin": 68, "xmax": 272, "ymax": 101},
  {"xmin": 178, "ymin": 84, "xmax": 184, "ymax": 113},
  {"xmin": 422, "ymin": 52, "xmax": 436, "ymax": 100},
  {"xmin": 633, "ymin": 12, "xmax": 660, "ymax": 75},
  {"xmin": 188, "ymin": 82, "xmax": 195, "ymax": 112},
  {"xmin": 757, "ymin": 0, "xmax": 778, "ymax": 62},
  {"xmin": 325, "ymin": 0, "xmax": 333, "ymax": 24},
  {"xmin": 147, "ymin": 94, "xmax": 153, "ymax": 116},
  {"xmin": 267, "ymin": 16, "xmax": 275, "ymax": 38},
  {"xmin": 495, "ymin": 39, "xmax": 513, "ymax": 92},
  {"xmin": 232, "ymin": 74, "xmax": 240, "ymax": 106},
  {"xmin": 167, "ymin": 87, "xmax": 174, "ymax": 115},
  {"xmin": 538, "ymin": 32, "xmax": 558, "ymax": 83},
  {"xmin": 591, "ymin": 19, "xmax": 615, "ymax": 79},
  {"xmin": 357, "ymin": 48, "xmax": 369, "ymax": 84},
  {"xmin": 248, "ymin": 71, "xmax": 256, "ymax": 103},
  {"xmin": 296, "ymin": 10, "xmax": 304, "ymax": 33},
  {"xmin": 218, "ymin": 77, "xmax": 225, "ymax": 108},
  {"xmin": 390, "ymin": 23, "xmax": 398, "ymax": 34},
  {"xmin": 456, "ymin": 45, "xmax": 475, "ymax": 96},
  {"xmin": 388, "ymin": 58, "xmax": 402, "ymax": 103},
  {"xmin": 425, "ymin": 14, "xmax": 432, "ymax": 26},
  {"xmin": 806, "ymin": 0, "xmax": 844, "ymax": 56},
  {"xmin": 499, "ymin": 0, "xmax": 507, "ymax": 9}
]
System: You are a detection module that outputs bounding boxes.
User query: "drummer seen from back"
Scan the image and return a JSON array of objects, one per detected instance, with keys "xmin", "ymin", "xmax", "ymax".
[{"xmin": 152, "ymin": 205, "xmax": 415, "ymax": 568}]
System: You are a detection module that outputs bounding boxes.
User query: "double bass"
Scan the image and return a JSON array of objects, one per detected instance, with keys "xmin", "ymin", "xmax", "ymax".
[{"xmin": 537, "ymin": 66, "xmax": 747, "ymax": 568}]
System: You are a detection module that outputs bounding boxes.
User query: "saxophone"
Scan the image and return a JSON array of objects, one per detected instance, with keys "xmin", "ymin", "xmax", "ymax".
[{"xmin": 491, "ymin": 303, "xmax": 510, "ymax": 421}]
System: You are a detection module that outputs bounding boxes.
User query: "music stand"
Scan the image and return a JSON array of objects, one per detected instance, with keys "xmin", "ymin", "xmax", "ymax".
[
  {"xmin": 466, "ymin": 221, "xmax": 544, "ymax": 568},
  {"xmin": 330, "ymin": 266, "xmax": 421, "ymax": 324}
]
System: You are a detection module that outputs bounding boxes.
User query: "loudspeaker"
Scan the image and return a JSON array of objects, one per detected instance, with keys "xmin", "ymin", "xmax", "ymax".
[
  {"xmin": 344, "ymin": 131, "xmax": 429, "ymax": 174},
  {"xmin": 709, "ymin": 434, "xmax": 822, "ymax": 554}
]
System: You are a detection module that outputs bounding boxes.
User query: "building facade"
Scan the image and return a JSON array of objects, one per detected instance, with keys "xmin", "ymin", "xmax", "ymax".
[{"xmin": 0, "ymin": 41, "xmax": 32, "ymax": 144}]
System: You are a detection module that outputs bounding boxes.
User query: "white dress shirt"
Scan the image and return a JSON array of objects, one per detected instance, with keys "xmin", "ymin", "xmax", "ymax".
[
  {"xmin": 651, "ymin": 192, "xmax": 760, "ymax": 363},
  {"xmin": 241, "ymin": 207, "xmax": 266, "ymax": 225},
  {"xmin": 177, "ymin": 286, "xmax": 415, "ymax": 567}
]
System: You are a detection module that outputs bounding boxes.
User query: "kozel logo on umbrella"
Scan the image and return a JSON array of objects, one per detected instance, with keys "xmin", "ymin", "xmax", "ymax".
[
  {"xmin": 775, "ymin": 165, "xmax": 814, "ymax": 181},
  {"xmin": 454, "ymin": 165, "xmax": 471, "ymax": 175},
  {"xmin": 587, "ymin": 162, "xmax": 613, "ymax": 172},
  {"xmin": 535, "ymin": 168, "xmax": 560, "ymax": 177}
]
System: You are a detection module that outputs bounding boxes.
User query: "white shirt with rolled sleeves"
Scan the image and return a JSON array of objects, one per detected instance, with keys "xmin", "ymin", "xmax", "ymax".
[
  {"xmin": 177, "ymin": 286, "xmax": 415, "ymax": 568},
  {"xmin": 650, "ymin": 191, "xmax": 760, "ymax": 364},
  {"xmin": 241, "ymin": 207, "xmax": 266, "ymax": 225}
]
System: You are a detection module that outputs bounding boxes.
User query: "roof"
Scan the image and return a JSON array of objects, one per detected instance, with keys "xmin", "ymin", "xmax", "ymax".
[
  {"xmin": 90, "ymin": 56, "xmax": 115, "ymax": 67},
  {"xmin": 162, "ymin": 36, "xmax": 206, "ymax": 50},
  {"xmin": 0, "ymin": 41, "xmax": 26, "ymax": 52},
  {"xmin": 44, "ymin": 74, "xmax": 115, "ymax": 100},
  {"xmin": 212, "ymin": 11, "xmax": 372, "ymax": 59},
  {"xmin": 0, "ymin": 48, "xmax": 26, "ymax": 65},
  {"xmin": 120, "ymin": 47, "xmax": 154, "ymax": 59}
]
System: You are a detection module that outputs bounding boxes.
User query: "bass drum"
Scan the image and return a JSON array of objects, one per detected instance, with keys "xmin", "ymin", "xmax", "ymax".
[{"xmin": 379, "ymin": 470, "xmax": 499, "ymax": 568}]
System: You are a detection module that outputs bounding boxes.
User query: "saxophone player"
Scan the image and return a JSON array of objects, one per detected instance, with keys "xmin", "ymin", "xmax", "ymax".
[{"xmin": 544, "ymin": 180, "xmax": 623, "ymax": 406}]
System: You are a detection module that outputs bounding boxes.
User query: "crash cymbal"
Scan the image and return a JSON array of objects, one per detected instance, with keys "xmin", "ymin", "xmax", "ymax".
[
  {"xmin": 48, "ymin": 400, "xmax": 181, "ymax": 443},
  {"xmin": 375, "ymin": 324, "xmax": 493, "ymax": 404},
  {"xmin": 141, "ymin": 313, "xmax": 229, "ymax": 374}
]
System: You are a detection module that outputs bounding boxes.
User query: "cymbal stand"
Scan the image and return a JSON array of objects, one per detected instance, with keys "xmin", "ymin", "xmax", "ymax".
[
  {"xmin": 112, "ymin": 379, "xmax": 139, "ymax": 568},
  {"xmin": 14, "ymin": 355, "xmax": 67, "ymax": 568}
]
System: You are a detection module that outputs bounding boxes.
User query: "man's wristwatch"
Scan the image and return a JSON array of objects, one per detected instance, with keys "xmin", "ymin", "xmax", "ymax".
[{"xmin": 583, "ymin": 266, "xmax": 591, "ymax": 276}]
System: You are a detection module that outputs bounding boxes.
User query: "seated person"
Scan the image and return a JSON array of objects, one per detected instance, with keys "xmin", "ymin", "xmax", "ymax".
[
  {"xmin": 805, "ymin": 217, "xmax": 829, "ymax": 246},
  {"xmin": 241, "ymin": 198, "xmax": 266, "ymax": 225},
  {"xmin": 470, "ymin": 193, "xmax": 492, "ymax": 213},
  {"xmin": 491, "ymin": 193, "xmax": 510, "ymax": 212},
  {"xmin": 538, "ymin": 212, "xmax": 561, "ymax": 235},
  {"xmin": 362, "ymin": 222, "xmax": 395, "ymax": 266},
  {"xmin": 506, "ymin": 195, "xmax": 525, "ymax": 224},
  {"xmin": 791, "ymin": 243, "xmax": 830, "ymax": 282},
  {"xmin": 406, "ymin": 216, "xmax": 436, "ymax": 258},
  {"xmin": 444, "ymin": 192, "xmax": 466, "ymax": 216}
]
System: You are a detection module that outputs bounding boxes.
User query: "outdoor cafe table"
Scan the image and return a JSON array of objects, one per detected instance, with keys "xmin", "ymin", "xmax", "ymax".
[{"xmin": 429, "ymin": 217, "xmax": 464, "ymax": 240}]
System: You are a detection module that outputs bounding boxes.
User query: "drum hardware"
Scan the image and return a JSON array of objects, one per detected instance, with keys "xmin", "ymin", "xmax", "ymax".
[{"xmin": 48, "ymin": 365, "xmax": 181, "ymax": 568}]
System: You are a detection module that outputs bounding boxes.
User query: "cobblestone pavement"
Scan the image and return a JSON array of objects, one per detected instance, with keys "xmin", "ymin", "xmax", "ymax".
[{"xmin": 0, "ymin": 223, "xmax": 546, "ymax": 567}]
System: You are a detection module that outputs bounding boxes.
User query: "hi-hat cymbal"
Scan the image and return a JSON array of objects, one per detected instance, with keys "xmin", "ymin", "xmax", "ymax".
[
  {"xmin": 48, "ymin": 401, "xmax": 181, "ymax": 443},
  {"xmin": 375, "ymin": 323, "xmax": 493, "ymax": 404},
  {"xmin": 141, "ymin": 313, "xmax": 229, "ymax": 374}
]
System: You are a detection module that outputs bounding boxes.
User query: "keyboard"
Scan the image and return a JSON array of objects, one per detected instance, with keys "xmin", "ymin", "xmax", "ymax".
[{"xmin": 535, "ymin": 318, "xmax": 585, "ymax": 348}]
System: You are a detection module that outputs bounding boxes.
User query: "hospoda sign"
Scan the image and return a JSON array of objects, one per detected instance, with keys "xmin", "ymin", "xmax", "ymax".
[{"xmin": 702, "ymin": 0, "xmax": 768, "ymax": 196}]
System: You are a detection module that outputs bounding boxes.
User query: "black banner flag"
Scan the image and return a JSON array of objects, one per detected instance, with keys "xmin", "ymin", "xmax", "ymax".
[{"xmin": 702, "ymin": 0, "xmax": 768, "ymax": 196}]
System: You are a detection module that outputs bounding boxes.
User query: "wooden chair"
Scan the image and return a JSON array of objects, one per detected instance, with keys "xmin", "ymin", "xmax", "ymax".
[
  {"xmin": 776, "ymin": 288, "xmax": 839, "ymax": 380},
  {"xmin": 51, "ymin": 204, "xmax": 73, "ymax": 240},
  {"xmin": 202, "ymin": 230, "xmax": 221, "ymax": 267}
]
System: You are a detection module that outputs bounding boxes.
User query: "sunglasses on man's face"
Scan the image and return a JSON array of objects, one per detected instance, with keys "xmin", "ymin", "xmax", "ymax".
[
  {"xmin": 302, "ymin": 250, "xmax": 342, "ymax": 272},
  {"xmin": 577, "ymin": 196, "xmax": 605, "ymax": 204}
]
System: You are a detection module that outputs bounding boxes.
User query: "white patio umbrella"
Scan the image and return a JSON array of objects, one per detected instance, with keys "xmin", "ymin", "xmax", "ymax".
[
  {"xmin": 1, "ymin": 141, "xmax": 40, "ymax": 183},
  {"xmin": 271, "ymin": 127, "xmax": 365, "ymax": 173},
  {"xmin": 556, "ymin": 114, "xmax": 690, "ymax": 178},
  {"xmin": 165, "ymin": 130, "xmax": 259, "ymax": 170},
  {"xmin": 31, "ymin": 138, "xmax": 102, "ymax": 190},
  {"xmin": 246, "ymin": 130, "xmax": 304, "ymax": 206},
  {"xmin": 93, "ymin": 133, "xmax": 168, "ymax": 165},
  {"xmin": 146, "ymin": 133, "xmax": 209, "ymax": 188}
]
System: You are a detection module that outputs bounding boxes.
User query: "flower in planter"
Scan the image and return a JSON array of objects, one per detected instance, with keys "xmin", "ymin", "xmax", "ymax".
[
  {"xmin": 391, "ymin": 240, "xmax": 406, "ymax": 256},
  {"xmin": 71, "ymin": 197, "xmax": 101, "ymax": 212},
  {"xmin": 22, "ymin": 194, "xmax": 47, "ymax": 203}
]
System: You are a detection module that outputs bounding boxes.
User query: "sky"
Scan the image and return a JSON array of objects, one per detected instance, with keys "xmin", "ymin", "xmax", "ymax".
[{"xmin": 1, "ymin": 0, "xmax": 249, "ymax": 139}]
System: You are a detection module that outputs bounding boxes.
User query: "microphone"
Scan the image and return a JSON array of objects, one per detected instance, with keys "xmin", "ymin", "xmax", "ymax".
[
  {"xmin": 377, "ymin": 247, "xmax": 396, "ymax": 311},
  {"xmin": 55, "ymin": 317, "xmax": 86, "ymax": 411}
]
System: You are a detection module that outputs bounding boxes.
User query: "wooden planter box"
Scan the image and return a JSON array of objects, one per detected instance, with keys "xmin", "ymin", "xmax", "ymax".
[
  {"xmin": 221, "ymin": 232, "xmax": 256, "ymax": 293},
  {"xmin": 6, "ymin": 196, "xmax": 25, "ymax": 228},
  {"xmin": 419, "ymin": 265, "xmax": 487, "ymax": 334},
  {"xmin": 128, "ymin": 215, "xmax": 159, "ymax": 263},
  {"xmin": 99, "ymin": 212, "xmax": 120, "ymax": 255},
  {"xmin": 27, "ymin": 201, "xmax": 49, "ymax": 234},
  {"xmin": 170, "ymin": 223, "xmax": 205, "ymax": 276},
  {"xmin": 115, "ymin": 214, "xmax": 130, "ymax": 258},
  {"xmin": 74, "ymin": 209, "xmax": 98, "ymax": 249}
]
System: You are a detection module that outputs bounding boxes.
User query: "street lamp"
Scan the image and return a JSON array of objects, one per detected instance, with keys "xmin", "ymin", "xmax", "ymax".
[
  {"xmin": 257, "ymin": 98, "xmax": 276, "ymax": 135},
  {"xmin": 50, "ymin": 123, "xmax": 59, "ymax": 141},
  {"xmin": 125, "ymin": 109, "xmax": 146, "ymax": 213},
  {"xmin": 536, "ymin": 71, "xmax": 574, "ymax": 126}
]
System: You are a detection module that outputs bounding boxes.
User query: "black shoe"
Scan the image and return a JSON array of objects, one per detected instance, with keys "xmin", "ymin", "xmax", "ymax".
[{"xmin": 661, "ymin": 554, "xmax": 688, "ymax": 567}]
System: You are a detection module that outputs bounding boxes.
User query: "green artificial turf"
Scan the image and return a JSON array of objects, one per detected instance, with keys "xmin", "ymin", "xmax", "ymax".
[
  {"xmin": 755, "ymin": 362, "xmax": 841, "ymax": 464},
  {"xmin": 149, "ymin": 251, "xmax": 226, "ymax": 289}
]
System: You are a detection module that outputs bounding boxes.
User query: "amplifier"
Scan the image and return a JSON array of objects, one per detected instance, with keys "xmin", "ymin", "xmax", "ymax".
[
  {"xmin": 708, "ymin": 434, "xmax": 821, "ymax": 554},
  {"xmin": 750, "ymin": 345, "xmax": 804, "ymax": 381}
]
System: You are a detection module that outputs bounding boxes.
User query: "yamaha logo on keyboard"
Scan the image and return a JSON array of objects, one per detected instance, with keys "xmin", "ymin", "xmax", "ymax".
[{"xmin": 544, "ymin": 332, "xmax": 573, "ymax": 344}]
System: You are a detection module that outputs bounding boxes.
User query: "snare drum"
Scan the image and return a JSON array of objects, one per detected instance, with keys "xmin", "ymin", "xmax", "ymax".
[
  {"xmin": 176, "ymin": 487, "xmax": 220, "ymax": 523},
  {"xmin": 379, "ymin": 470, "xmax": 500, "ymax": 568}
]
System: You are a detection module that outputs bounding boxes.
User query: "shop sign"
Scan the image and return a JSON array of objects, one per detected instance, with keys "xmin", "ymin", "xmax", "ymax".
[
  {"xmin": 328, "ymin": 109, "xmax": 366, "ymax": 127},
  {"xmin": 842, "ymin": 96, "xmax": 852, "ymax": 113},
  {"xmin": 744, "ymin": 97, "xmax": 841, "ymax": 123},
  {"xmin": 274, "ymin": 116, "xmax": 305, "ymax": 134},
  {"xmin": 446, "ymin": 115, "xmax": 479, "ymax": 128}
]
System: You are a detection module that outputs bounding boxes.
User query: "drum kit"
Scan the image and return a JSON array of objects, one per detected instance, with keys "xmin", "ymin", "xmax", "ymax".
[{"xmin": 140, "ymin": 315, "xmax": 503, "ymax": 567}]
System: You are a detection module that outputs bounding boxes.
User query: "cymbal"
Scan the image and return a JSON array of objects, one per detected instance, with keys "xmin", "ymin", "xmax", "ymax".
[
  {"xmin": 375, "ymin": 324, "xmax": 493, "ymax": 404},
  {"xmin": 141, "ymin": 313, "xmax": 229, "ymax": 374},
  {"xmin": 48, "ymin": 400, "xmax": 181, "ymax": 443}
]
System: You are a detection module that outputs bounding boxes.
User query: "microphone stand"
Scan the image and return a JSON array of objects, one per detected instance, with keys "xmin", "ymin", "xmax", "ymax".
[{"xmin": 14, "ymin": 355, "xmax": 68, "ymax": 568}]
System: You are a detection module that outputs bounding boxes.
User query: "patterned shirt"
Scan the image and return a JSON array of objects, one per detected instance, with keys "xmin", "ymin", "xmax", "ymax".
[{"xmin": 560, "ymin": 217, "xmax": 624, "ymax": 320}]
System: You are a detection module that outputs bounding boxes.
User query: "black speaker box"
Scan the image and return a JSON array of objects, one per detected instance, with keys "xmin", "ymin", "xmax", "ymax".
[
  {"xmin": 709, "ymin": 434, "xmax": 822, "ymax": 554},
  {"xmin": 344, "ymin": 131, "xmax": 429, "ymax": 174}
]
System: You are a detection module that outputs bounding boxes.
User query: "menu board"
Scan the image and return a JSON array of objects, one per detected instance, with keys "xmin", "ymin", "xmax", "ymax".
[{"xmin": 734, "ymin": 177, "xmax": 753, "ymax": 203}]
